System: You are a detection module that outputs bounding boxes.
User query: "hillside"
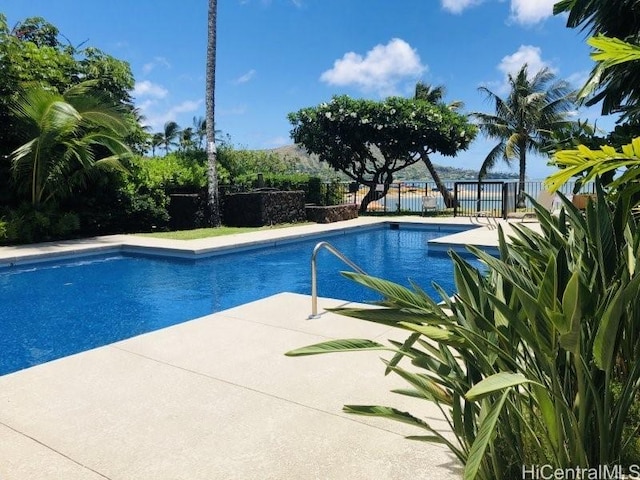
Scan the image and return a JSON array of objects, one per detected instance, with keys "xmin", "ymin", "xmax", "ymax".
[{"xmin": 267, "ymin": 144, "xmax": 518, "ymax": 181}]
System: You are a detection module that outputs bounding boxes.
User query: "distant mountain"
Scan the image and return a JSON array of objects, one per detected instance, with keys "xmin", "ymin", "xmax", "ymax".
[{"xmin": 267, "ymin": 144, "xmax": 519, "ymax": 181}]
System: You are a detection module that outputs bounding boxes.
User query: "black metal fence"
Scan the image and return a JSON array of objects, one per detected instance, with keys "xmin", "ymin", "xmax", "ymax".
[
  {"xmin": 338, "ymin": 180, "xmax": 596, "ymax": 216},
  {"xmin": 221, "ymin": 180, "xmax": 596, "ymax": 217}
]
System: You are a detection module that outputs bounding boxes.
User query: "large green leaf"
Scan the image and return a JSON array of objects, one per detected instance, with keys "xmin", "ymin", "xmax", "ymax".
[
  {"xmin": 285, "ymin": 339, "xmax": 388, "ymax": 357},
  {"xmin": 343, "ymin": 404, "xmax": 431, "ymax": 430},
  {"xmin": 385, "ymin": 332, "xmax": 421, "ymax": 375},
  {"xmin": 398, "ymin": 322, "xmax": 465, "ymax": 346},
  {"xmin": 464, "ymin": 390, "xmax": 510, "ymax": 480},
  {"xmin": 559, "ymin": 268, "xmax": 583, "ymax": 354},
  {"xmin": 465, "ymin": 372, "xmax": 533, "ymax": 401},
  {"xmin": 593, "ymin": 274, "xmax": 640, "ymax": 370},
  {"xmin": 327, "ymin": 306, "xmax": 434, "ymax": 327},
  {"xmin": 388, "ymin": 365, "xmax": 453, "ymax": 405},
  {"xmin": 341, "ymin": 271, "xmax": 439, "ymax": 311}
]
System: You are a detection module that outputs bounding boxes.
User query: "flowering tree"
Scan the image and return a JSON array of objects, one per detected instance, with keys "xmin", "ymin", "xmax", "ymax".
[{"xmin": 289, "ymin": 95, "xmax": 476, "ymax": 212}]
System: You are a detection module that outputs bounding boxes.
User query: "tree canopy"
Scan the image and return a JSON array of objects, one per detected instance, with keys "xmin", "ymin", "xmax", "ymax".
[
  {"xmin": 0, "ymin": 15, "xmax": 135, "ymax": 155},
  {"xmin": 289, "ymin": 95, "xmax": 476, "ymax": 212}
]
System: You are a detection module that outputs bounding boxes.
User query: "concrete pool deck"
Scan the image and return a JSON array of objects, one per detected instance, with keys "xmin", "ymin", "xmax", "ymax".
[{"xmin": 0, "ymin": 216, "xmax": 541, "ymax": 479}]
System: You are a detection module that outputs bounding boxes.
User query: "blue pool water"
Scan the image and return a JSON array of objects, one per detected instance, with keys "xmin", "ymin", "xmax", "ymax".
[{"xmin": 0, "ymin": 225, "xmax": 482, "ymax": 375}]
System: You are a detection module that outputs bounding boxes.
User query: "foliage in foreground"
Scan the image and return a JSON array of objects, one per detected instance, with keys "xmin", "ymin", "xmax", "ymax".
[{"xmin": 287, "ymin": 193, "xmax": 640, "ymax": 479}]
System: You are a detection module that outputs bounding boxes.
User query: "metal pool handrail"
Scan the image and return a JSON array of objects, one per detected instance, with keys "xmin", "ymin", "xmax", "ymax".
[{"xmin": 309, "ymin": 241, "xmax": 366, "ymax": 319}]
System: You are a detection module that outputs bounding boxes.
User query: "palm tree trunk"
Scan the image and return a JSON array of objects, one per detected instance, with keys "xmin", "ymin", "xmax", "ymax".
[
  {"xmin": 517, "ymin": 144, "xmax": 526, "ymax": 208},
  {"xmin": 206, "ymin": 0, "xmax": 221, "ymax": 227},
  {"xmin": 420, "ymin": 152, "xmax": 457, "ymax": 208}
]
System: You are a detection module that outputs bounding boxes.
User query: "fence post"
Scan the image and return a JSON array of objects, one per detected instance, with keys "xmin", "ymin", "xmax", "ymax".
[{"xmin": 453, "ymin": 182, "xmax": 458, "ymax": 217}]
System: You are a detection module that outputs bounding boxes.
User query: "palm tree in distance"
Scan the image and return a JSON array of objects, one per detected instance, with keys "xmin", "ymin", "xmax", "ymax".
[
  {"xmin": 472, "ymin": 65, "xmax": 575, "ymax": 207},
  {"xmin": 206, "ymin": 0, "xmax": 221, "ymax": 226},
  {"xmin": 150, "ymin": 133, "xmax": 164, "ymax": 156},
  {"xmin": 415, "ymin": 82, "xmax": 464, "ymax": 111},
  {"xmin": 180, "ymin": 127, "xmax": 194, "ymax": 152},
  {"xmin": 193, "ymin": 116, "xmax": 206, "ymax": 150},
  {"xmin": 414, "ymin": 82, "xmax": 460, "ymax": 208},
  {"xmin": 161, "ymin": 121, "xmax": 180, "ymax": 155}
]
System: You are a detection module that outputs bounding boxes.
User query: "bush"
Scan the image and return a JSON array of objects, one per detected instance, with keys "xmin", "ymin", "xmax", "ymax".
[
  {"xmin": 2, "ymin": 203, "xmax": 80, "ymax": 244},
  {"xmin": 137, "ymin": 151, "xmax": 207, "ymax": 193},
  {"xmin": 217, "ymin": 146, "xmax": 294, "ymax": 184},
  {"xmin": 307, "ymin": 177, "xmax": 344, "ymax": 205},
  {"xmin": 0, "ymin": 218, "xmax": 7, "ymax": 241},
  {"xmin": 67, "ymin": 158, "xmax": 169, "ymax": 235}
]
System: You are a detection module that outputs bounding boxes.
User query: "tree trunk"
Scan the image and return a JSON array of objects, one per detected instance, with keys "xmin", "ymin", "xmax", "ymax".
[
  {"xmin": 420, "ymin": 152, "xmax": 457, "ymax": 208},
  {"xmin": 359, "ymin": 185, "xmax": 377, "ymax": 213},
  {"xmin": 206, "ymin": 0, "xmax": 221, "ymax": 227},
  {"xmin": 359, "ymin": 174, "xmax": 390, "ymax": 213},
  {"xmin": 517, "ymin": 144, "xmax": 526, "ymax": 208}
]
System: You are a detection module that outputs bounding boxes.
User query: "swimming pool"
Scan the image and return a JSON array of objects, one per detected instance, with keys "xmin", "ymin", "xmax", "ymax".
[{"xmin": 0, "ymin": 224, "xmax": 482, "ymax": 375}]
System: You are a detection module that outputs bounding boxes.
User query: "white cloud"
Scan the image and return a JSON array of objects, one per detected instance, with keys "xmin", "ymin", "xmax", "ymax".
[
  {"xmin": 498, "ymin": 45, "xmax": 554, "ymax": 79},
  {"xmin": 566, "ymin": 70, "xmax": 589, "ymax": 89},
  {"xmin": 320, "ymin": 38, "xmax": 426, "ymax": 96},
  {"xmin": 235, "ymin": 69, "xmax": 256, "ymax": 84},
  {"xmin": 142, "ymin": 56, "xmax": 171, "ymax": 75},
  {"xmin": 141, "ymin": 100, "xmax": 203, "ymax": 131},
  {"xmin": 132, "ymin": 80, "xmax": 169, "ymax": 99},
  {"xmin": 441, "ymin": 0, "xmax": 484, "ymax": 14},
  {"xmin": 509, "ymin": 0, "xmax": 556, "ymax": 25},
  {"xmin": 483, "ymin": 45, "xmax": 555, "ymax": 95}
]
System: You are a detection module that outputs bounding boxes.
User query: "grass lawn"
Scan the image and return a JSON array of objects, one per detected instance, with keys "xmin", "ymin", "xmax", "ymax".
[{"xmin": 136, "ymin": 223, "xmax": 313, "ymax": 240}]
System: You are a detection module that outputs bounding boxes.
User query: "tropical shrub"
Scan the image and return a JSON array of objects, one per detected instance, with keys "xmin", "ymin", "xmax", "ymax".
[
  {"xmin": 287, "ymin": 192, "xmax": 640, "ymax": 478},
  {"xmin": 0, "ymin": 218, "xmax": 7, "ymax": 241},
  {"xmin": 2, "ymin": 203, "xmax": 80, "ymax": 244},
  {"xmin": 65, "ymin": 159, "xmax": 169, "ymax": 236},
  {"xmin": 10, "ymin": 81, "xmax": 132, "ymax": 207},
  {"xmin": 307, "ymin": 177, "xmax": 343, "ymax": 206},
  {"xmin": 136, "ymin": 151, "xmax": 207, "ymax": 193},
  {"xmin": 217, "ymin": 145, "xmax": 295, "ymax": 185}
]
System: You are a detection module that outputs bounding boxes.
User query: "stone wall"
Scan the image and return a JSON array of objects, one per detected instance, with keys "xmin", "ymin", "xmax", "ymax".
[
  {"xmin": 305, "ymin": 203, "xmax": 359, "ymax": 223},
  {"xmin": 168, "ymin": 193, "xmax": 207, "ymax": 230},
  {"xmin": 223, "ymin": 190, "xmax": 306, "ymax": 227}
]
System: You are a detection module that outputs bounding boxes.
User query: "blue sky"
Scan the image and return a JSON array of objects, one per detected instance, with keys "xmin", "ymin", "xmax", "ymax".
[{"xmin": 4, "ymin": 0, "xmax": 618, "ymax": 179}]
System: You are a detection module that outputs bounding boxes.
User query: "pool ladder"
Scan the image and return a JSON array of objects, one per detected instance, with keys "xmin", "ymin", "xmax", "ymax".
[{"xmin": 309, "ymin": 241, "xmax": 366, "ymax": 319}]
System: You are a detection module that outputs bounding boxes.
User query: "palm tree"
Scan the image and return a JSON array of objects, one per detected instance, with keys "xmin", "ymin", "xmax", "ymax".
[
  {"xmin": 206, "ymin": 0, "xmax": 221, "ymax": 226},
  {"xmin": 10, "ymin": 81, "xmax": 131, "ymax": 206},
  {"xmin": 160, "ymin": 121, "xmax": 180, "ymax": 155},
  {"xmin": 180, "ymin": 127, "xmax": 194, "ymax": 152},
  {"xmin": 414, "ymin": 82, "xmax": 461, "ymax": 208},
  {"xmin": 150, "ymin": 132, "xmax": 164, "ymax": 156},
  {"xmin": 193, "ymin": 116, "xmax": 206, "ymax": 150},
  {"xmin": 472, "ymin": 65, "xmax": 575, "ymax": 207},
  {"xmin": 415, "ymin": 82, "xmax": 464, "ymax": 111}
]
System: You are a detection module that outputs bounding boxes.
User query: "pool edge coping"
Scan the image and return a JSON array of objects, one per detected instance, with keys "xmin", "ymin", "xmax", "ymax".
[{"xmin": 0, "ymin": 216, "xmax": 497, "ymax": 269}]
